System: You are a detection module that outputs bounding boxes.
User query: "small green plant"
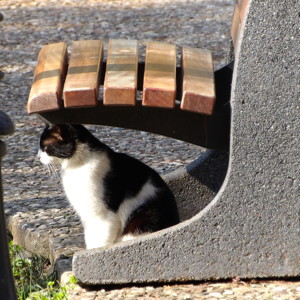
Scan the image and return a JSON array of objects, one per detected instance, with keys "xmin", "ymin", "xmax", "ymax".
[
  {"xmin": 68, "ymin": 275, "xmax": 77, "ymax": 285},
  {"xmin": 9, "ymin": 241, "xmax": 73, "ymax": 300},
  {"xmin": 27, "ymin": 281, "xmax": 68, "ymax": 300}
]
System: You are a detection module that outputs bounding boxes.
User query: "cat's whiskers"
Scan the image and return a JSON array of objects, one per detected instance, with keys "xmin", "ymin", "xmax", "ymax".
[
  {"xmin": 44, "ymin": 163, "xmax": 61, "ymax": 187},
  {"xmin": 50, "ymin": 163, "xmax": 60, "ymax": 179},
  {"xmin": 44, "ymin": 163, "xmax": 52, "ymax": 177}
]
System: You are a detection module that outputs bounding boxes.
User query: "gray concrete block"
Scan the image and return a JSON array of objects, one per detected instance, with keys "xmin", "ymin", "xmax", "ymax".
[{"xmin": 73, "ymin": 0, "xmax": 300, "ymax": 284}]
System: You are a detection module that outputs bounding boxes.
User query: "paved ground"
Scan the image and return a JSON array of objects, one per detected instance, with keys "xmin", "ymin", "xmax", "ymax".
[{"xmin": 1, "ymin": 0, "xmax": 300, "ymax": 298}]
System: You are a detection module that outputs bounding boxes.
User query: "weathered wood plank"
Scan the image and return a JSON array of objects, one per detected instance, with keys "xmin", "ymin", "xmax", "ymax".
[
  {"xmin": 180, "ymin": 47, "xmax": 215, "ymax": 115},
  {"xmin": 142, "ymin": 42, "xmax": 176, "ymax": 108},
  {"xmin": 27, "ymin": 42, "xmax": 68, "ymax": 114},
  {"xmin": 63, "ymin": 40, "xmax": 103, "ymax": 108},
  {"xmin": 104, "ymin": 39, "xmax": 138, "ymax": 105}
]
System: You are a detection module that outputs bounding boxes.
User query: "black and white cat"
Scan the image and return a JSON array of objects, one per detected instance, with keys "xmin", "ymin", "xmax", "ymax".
[{"xmin": 38, "ymin": 124, "xmax": 179, "ymax": 249}]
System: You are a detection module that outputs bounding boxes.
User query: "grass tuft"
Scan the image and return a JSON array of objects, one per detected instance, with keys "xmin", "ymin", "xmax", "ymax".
[{"xmin": 9, "ymin": 241, "xmax": 75, "ymax": 300}]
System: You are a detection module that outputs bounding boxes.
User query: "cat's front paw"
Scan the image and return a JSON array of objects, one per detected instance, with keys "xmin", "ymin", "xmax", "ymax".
[
  {"xmin": 85, "ymin": 240, "xmax": 112, "ymax": 250},
  {"xmin": 86, "ymin": 245, "xmax": 109, "ymax": 250}
]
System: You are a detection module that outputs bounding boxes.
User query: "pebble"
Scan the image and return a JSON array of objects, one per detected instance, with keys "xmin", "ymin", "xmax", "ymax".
[{"xmin": 210, "ymin": 292, "xmax": 222, "ymax": 297}]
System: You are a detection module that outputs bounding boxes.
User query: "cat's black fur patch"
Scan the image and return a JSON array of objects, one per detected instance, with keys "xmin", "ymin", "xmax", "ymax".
[
  {"xmin": 40, "ymin": 124, "xmax": 77, "ymax": 158},
  {"xmin": 123, "ymin": 188, "xmax": 180, "ymax": 235}
]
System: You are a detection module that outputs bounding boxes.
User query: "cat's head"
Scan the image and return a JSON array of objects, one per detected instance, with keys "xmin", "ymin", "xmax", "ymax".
[{"xmin": 38, "ymin": 124, "xmax": 84, "ymax": 165}]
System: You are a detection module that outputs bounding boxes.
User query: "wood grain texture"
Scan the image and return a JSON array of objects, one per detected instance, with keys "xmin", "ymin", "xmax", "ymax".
[
  {"xmin": 63, "ymin": 40, "xmax": 103, "ymax": 108},
  {"xmin": 104, "ymin": 39, "xmax": 138, "ymax": 105},
  {"xmin": 142, "ymin": 42, "xmax": 176, "ymax": 108},
  {"xmin": 180, "ymin": 47, "xmax": 215, "ymax": 115},
  {"xmin": 27, "ymin": 42, "xmax": 68, "ymax": 114}
]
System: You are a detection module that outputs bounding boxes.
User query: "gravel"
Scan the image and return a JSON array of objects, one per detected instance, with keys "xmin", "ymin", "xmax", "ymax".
[{"xmin": 1, "ymin": 0, "xmax": 300, "ymax": 298}]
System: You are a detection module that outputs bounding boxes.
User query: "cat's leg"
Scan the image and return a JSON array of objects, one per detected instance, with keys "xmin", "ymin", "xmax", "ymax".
[
  {"xmin": 120, "ymin": 234, "xmax": 137, "ymax": 242},
  {"xmin": 120, "ymin": 233, "xmax": 149, "ymax": 242},
  {"xmin": 82, "ymin": 212, "xmax": 122, "ymax": 249}
]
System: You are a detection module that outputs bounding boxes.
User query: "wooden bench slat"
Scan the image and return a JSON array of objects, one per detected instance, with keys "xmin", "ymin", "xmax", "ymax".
[
  {"xmin": 63, "ymin": 40, "xmax": 103, "ymax": 108},
  {"xmin": 180, "ymin": 47, "xmax": 215, "ymax": 115},
  {"xmin": 142, "ymin": 42, "xmax": 176, "ymax": 108},
  {"xmin": 104, "ymin": 39, "xmax": 138, "ymax": 105},
  {"xmin": 238, "ymin": 0, "xmax": 249, "ymax": 23},
  {"xmin": 237, "ymin": 0, "xmax": 244, "ymax": 8},
  {"xmin": 27, "ymin": 42, "xmax": 68, "ymax": 114},
  {"xmin": 231, "ymin": 4, "xmax": 241, "ymax": 52}
]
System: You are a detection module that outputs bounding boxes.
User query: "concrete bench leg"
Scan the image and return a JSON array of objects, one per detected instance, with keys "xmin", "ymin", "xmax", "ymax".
[{"xmin": 73, "ymin": 0, "xmax": 300, "ymax": 284}]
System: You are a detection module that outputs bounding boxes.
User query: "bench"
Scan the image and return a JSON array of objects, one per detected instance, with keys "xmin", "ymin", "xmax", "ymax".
[
  {"xmin": 26, "ymin": 0, "xmax": 246, "ymax": 282},
  {"xmin": 25, "ymin": 0, "xmax": 300, "ymax": 285},
  {"xmin": 26, "ymin": 0, "xmax": 254, "ymax": 151},
  {"xmin": 27, "ymin": 39, "xmax": 229, "ymax": 149},
  {"xmin": 71, "ymin": 0, "xmax": 299, "ymax": 284},
  {"xmin": 27, "ymin": 1, "xmax": 249, "ymax": 150}
]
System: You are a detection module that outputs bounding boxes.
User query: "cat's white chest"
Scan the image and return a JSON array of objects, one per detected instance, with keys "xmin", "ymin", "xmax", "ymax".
[{"xmin": 61, "ymin": 153, "xmax": 110, "ymax": 220}]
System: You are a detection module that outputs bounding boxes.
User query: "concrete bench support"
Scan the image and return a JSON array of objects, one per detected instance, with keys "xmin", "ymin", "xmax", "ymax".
[{"xmin": 73, "ymin": 0, "xmax": 300, "ymax": 284}]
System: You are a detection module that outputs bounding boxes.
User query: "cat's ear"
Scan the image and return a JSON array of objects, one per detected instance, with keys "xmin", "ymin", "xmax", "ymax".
[{"xmin": 50, "ymin": 124, "xmax": 75, "ymax": 141}]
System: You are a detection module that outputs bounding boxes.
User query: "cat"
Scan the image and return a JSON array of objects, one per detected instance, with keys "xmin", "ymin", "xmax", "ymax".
[{"xmin": 38, "ymin": 124, "xmax": 179, "ymax": 249}]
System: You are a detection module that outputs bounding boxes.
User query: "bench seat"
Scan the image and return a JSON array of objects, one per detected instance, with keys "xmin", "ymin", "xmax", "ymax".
[{"xmin": 27, "ymin": 40, "xmax": 215, "ymax": 116}]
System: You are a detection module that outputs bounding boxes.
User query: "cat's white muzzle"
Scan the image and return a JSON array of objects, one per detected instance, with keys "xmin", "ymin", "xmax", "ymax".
[{"xmin": 38, "ymin": 149, "xmax": 60, "ymax": 165}]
